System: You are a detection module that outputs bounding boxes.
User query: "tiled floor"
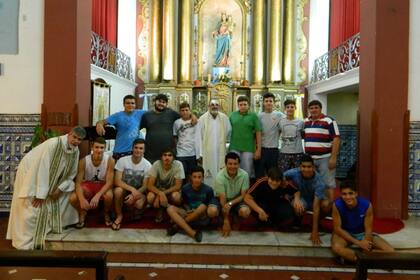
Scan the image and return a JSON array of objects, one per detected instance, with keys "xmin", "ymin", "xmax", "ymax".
[
  {"xmin": 45, "ymin": 215, "xmax": 420, "ymax": 256},
  {"xmin": 2, "ymin": 216, "xmax": 420, "ymax": 279}
]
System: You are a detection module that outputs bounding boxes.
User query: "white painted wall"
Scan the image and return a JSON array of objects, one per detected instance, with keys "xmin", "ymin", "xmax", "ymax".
[
  {"xmin": 409, "ymin": 0, "xmax": 420, "ymax": 121},
  {"xmin": 0, "ymin": 0, "xmax": 44, "ymax": 114},
  {"xmin": 91, "ymin": 64, "xmax": 137, "ymax": 115},
  {"xmin": 117, "ymin": 0, "xmax": 137, "ymax": 79},
  {"xmin": 308, "ymin": 0, "xmax": 330, "ymax": 83}
]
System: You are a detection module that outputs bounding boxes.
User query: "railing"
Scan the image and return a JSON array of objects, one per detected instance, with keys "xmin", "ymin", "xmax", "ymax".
[
  {"xmin": 90, "ymin": 32, "xmax": 134, "ymax": 81},
  {"xmin": 310, "ymin": 33, "xmax": 360, "ymax": 84}
]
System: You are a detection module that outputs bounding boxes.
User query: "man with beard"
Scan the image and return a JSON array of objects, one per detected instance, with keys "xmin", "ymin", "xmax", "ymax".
[
  {"xmin": 140, "ymin": 94, "xmax": 180, "ymax": 163},
  {"xmin": 96, "ymin": 95, "xmax": 145, "ymax": 160},
  {"xmin": 7, "ymin": 126, "xmax": 86, "ymax": 249},
  {"xmin": 196, "ymin": 99, "xmax": 231, "ymax": 187}
]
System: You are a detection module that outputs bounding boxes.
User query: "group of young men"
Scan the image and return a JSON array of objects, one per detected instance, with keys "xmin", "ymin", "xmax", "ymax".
[{"xmin": 7, "ymin": 93, "xmax": 394, "ymax": 264}]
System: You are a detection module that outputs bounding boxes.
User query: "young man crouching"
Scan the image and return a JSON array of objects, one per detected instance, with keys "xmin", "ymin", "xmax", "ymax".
[{"xmin": 166, "ymin": 166, "xmax": 219, "ymax": 242}]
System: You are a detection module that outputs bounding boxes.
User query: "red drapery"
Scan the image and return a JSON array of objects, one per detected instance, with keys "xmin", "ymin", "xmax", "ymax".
[
  {"xmin": 92, "ymin": 0, "xmax": 118, "ymax": 47},
  {"xmin": 329, "ymin": 0, "xmax": 360, "ymax": 49}
]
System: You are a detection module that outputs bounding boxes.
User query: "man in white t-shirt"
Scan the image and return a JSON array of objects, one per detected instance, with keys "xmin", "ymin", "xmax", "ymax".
[
  {"xmin": 70, "ymin": 137, "xmax": 115, "ymax": 229},
  {"xmin": 113, "ymin": 138, "xmax": 152, "ymax": 230},
  {"xmin": 147, "ymin": 148, "xmax": 185, "ymax": 222},
  {"xmin": 173, "ymin": 102, "xmax": 197, "ymax": 181}
]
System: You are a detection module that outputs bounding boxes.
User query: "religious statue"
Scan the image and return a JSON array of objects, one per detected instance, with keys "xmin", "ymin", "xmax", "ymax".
[{"xmin": 212, "ymin": 12, "xmax": 234, "ymax": 67}]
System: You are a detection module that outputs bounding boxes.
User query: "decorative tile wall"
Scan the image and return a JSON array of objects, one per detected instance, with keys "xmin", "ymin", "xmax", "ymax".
[
  {"xmin": 336, "ymin": 124, "xmax": 358, "ymax": 179},
  {"xmin": 0, "ymin": 114, "xmax": 40, "ymax": 212},
  {"xmin": 409, "ymin": 121, "xmax": 420, "ymax": 215}
]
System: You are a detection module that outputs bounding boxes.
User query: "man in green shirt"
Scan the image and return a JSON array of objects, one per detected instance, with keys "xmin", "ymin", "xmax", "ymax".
[
  {"xmin": 214, "ymin": 152, "xmax": 251, "ymax": 237},
  {"xmin": 229, "ymin": 96, "xmax": 262, "ymax": 179}
]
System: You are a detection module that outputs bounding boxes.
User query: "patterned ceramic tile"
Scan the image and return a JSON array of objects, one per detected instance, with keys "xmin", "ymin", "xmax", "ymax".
[
  {"xmin": 336, "ymin": 124, "xmax": 357, "ymax": 178},
  {"xmin": 409, "ymin": 121, "xmax": 420, "ymax": 215},
  {"xmin": 0, "ymin": 114, "xmax": 40, "ymax": 211}
]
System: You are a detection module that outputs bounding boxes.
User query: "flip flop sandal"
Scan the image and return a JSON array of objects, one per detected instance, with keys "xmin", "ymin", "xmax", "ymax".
[{"xmin": 111, "ymin": 221, "xmax": 121, "ymax": 231}]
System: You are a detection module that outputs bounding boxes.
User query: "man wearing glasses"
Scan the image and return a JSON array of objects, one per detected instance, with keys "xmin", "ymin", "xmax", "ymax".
[
  {"xmin": 96, "ymin": 94, "xmax": 145, "ymax": 160},
  {"xmin": 196, "ymin": 99, "xmax": 231, "ymax": 187}
]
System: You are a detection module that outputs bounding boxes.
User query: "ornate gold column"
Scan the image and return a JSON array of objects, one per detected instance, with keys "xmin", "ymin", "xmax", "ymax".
[
  {"xmin": 252, "ymin": 0, "xmax": 265, "ymax": 85},
  {"xmin": 268, "ymin": 0, "xmax": 283, "ymax": 83},
  {"xmin": 150, "ymin": 0, "xmax": 162, "ymax": 83},
  {"xmin": 283, "ymin": 0, "xmax": 296, "ymax": 84},
  {"xmin": 162, "ymin": 0, "xmax": 176, "ymax": 82},
  {"xmin": 179, "ymin": 0, "xmax": 192, "ymax": 83}
]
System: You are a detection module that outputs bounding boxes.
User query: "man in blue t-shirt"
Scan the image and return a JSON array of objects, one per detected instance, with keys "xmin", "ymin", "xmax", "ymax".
[
  {"xmin": 96, "ymin": 95, "xmax": 145, "ymax": 160},
  {"xmin": 332, "ymin": 180, "xmax": 394, "ymax": 263},
  {"xmin": 166, "ymin": 166, "xmax": 219, "ymax": 242},
  {"xmin": 284, "ymin": 154, "xmax": 330, "ymax": 245}
]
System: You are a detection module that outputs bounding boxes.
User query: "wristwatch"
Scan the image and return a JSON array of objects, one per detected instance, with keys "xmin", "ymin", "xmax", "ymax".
[{"xmin": 228, "ymin": 201, "xmax": 233, "ymax": 207}]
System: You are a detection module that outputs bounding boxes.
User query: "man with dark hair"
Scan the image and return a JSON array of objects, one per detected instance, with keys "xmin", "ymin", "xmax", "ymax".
[
  {"xmin": 140, "ymin": 94, "xmax": 181, "ymax": 163},
  {"xmin": 173, "ymin": 102, "xmax": 197, "ymax": 180},
  {"xmin": 284, "ymin": 154, "xmax": 330, "ymax": 245},
  {"xmin": 70, "ymin": 137, "xmax": 115, "ymax": 229},
  {"xmin": 147, "ymin": 148, "xmax": 185, "ymax": 222},
  {"xmin": 331, "ymin": 180, "xmax": 394, "ymax": 263},
  {"xmin": 113, "ymin": 138, "xmax": 152, "ymax": 230},
  {"xmin": 229, "ymin": 96, "xmax": 262, "ymax": 179},
  {"xmin": 214, "ymin": 152, "xmax": 251, "ymax": 237},
  {"xmin": 7, "ymin": 126, "xmax": 86, "ymax": 249},
  {"xmin": 166, "ymin": 166, "xmax": 219, "ymax": 242},
  {"xmin": 96, "ymin": 94, "xmax": 145, "ymax": 160},
  {"xmin": 244, "ymin": 167, "xmax": 296, "ymax": 227},
  {"xmin": 255, "ymin": 93, "xmax": 284, "ymax": 178},
  {"xmin": 278, "ymin": 98, "xmax": 304, "ymax": 172},
  {"xmin": 304, "ymin": 99, "xmax": 340, "ymax": 201}
]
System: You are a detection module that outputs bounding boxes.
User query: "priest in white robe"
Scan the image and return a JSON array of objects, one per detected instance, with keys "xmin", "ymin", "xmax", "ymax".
[
  {"xmin": 6, "ymin": 126, "xmax": 86, "ymax": 250},
  {"xmin": 196, "ymin": 100, "xmax": 231, "ymax": 187}
]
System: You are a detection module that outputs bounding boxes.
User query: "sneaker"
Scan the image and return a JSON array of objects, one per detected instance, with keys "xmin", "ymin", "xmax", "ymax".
[
  {"xmin": 194, "ymin": 230, "xmax": 203, "ymax": 242},
  {"xmin": 167, "ymin": 225, "xmax": 178, "ymax": 236}
]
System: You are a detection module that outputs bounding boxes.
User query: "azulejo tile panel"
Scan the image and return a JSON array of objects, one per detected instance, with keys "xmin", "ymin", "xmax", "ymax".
[
  {"xmin": 0, "ymin": 114, "xmax": 40, "ymax": 212},
  {"xmin": 409, "ymin": 121, "xmax": 420, "ymax": 215},
  {"xmin": 336, "ymin": 125, "xmax": 357, "ymax": 179}
]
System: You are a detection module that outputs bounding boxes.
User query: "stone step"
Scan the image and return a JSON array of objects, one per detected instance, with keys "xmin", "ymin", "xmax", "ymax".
[{"xmin": 46, "ymin": 228, "xmax": 335, "ymax": 257}]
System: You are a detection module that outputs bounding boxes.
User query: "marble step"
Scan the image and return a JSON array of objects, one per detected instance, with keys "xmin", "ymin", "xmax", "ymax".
[{"xmin": 45, "ymin": 227, "xmax": 335, "ymax": 257}]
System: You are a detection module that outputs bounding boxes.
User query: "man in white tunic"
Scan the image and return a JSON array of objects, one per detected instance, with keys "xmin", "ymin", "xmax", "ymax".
[
  {"xmin": 196, "ymin": 100, "xmax": 231, "ymax": 187},
  {"xmin": 7, "ymin": 126, "xmax": 86, "ymax": 250}
]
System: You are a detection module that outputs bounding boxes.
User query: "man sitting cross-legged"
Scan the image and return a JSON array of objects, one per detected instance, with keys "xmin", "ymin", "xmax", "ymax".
[
  {"xmin": 214, "ymin": 152, "xmax": 251, "ymax": 237},
  {"xmin": 147, "ymin": 148, "xmax": 185, "ymax": 222},
  {"xmin": 284, "ymin": 154, "xmax": 331, "ymax": 245},
  {"xmin": 113, "ymin": 138, "xmax": 152, "ymax": 230},
  {"xmin": 166, "ymin": 166, "xmax": 219, "ymax": 242},
  {"xmin": 244, "ymin": 167, "xmax": 296, "ymax": 228},
  {"xmin": 70, "ymin": 137, "xmax": 115, "ymax": 229},
  {"xmin": 331, "ymin": 180, "xmax": 394, "ymax": 264}
]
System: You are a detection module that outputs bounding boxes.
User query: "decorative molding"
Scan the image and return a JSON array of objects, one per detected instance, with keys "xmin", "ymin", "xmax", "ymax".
[
  {"xmin": 409, "ymin": 121, "xmax": 420, "ymax": 215},
  {"xmin": 194, "ymin": 0, "xmax": 252, "ymax": 14},
  {"xmin": 296, "ymin": 0, "xmax": 308, "ymax": 84}
]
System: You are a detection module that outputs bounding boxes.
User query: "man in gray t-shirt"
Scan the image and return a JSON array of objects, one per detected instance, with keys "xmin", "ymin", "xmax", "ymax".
[
  {"xmin": 278, "ymin": 99, "xmax": 304, "ymax": 172},
  {"xmin": 255, "ymin": 93, "xmax": 285, "ymax": 178}
]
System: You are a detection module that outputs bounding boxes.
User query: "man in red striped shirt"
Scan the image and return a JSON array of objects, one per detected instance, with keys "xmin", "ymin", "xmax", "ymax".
[{"xmin": 303, "ymin": 100, "xmax": 340, "ymax": 201}]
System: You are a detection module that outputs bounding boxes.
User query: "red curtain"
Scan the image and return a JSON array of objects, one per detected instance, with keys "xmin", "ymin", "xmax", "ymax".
[
  {"xmin": 92, "ymin": 0, "xmax": 118, "ymax": 47},
  {"xmin": 329, "ymin": 0, "xmax": 360, "ymax": 49}
]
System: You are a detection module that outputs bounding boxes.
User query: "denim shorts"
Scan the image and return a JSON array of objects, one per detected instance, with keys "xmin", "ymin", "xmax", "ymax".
[{"xmin": 314, "ymin": 156, "xmax": 336, "ymax": 188}]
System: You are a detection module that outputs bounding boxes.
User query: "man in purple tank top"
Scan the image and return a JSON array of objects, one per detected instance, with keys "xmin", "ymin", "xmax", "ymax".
[{"xmin": 331, "ymin": 180, "xmax": 394, "ymax": 263}]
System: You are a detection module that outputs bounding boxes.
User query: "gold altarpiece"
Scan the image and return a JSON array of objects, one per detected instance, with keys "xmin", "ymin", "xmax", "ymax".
[{"xmin": 136, "ymin": 0, "xmax": 308, "ymax": 116}]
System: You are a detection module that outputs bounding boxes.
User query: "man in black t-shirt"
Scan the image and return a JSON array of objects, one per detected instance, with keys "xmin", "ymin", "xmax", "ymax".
[{"xmin": 244, "ymin": 167, "xmax": 296, "ymax": 227}]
